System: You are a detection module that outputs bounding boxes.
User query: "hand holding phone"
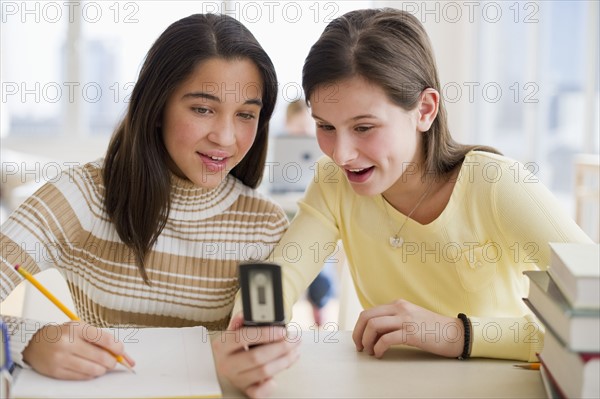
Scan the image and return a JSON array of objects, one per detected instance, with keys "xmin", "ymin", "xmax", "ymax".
[{"xmin": 238, "ymin": 262, "xmax": 285, "ymax": 326}]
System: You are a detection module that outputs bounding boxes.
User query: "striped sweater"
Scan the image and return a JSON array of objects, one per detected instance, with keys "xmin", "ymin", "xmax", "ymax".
[{"xmin": 0, "ymin": 160, "xmax": 288, "ymax": 366}]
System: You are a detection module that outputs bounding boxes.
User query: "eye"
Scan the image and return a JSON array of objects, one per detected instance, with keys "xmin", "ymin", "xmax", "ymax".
[
  {"xmin": 355, "ymin": 125, "xmax": 373, "ymax": 133},
  {"xmin": 237, "ymin": 112, "xmax": 256, "ymax": 120},
  {"xmin": 192, "ymin": 107, "xmax": 211, "ymax": 115},
  {"xmin": 317, "ymin": 123, "xmax": 335, "ymax": 131}
]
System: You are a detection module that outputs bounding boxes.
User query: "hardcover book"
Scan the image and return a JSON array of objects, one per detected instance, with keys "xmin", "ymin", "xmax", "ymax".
[
  {"xmin": 547, "ymin": 243, "xmax": 599, "ymax": 310},
  {"xmin": 538, "ymin": 329, "xmax": 599, "ymax": 399},
  {"xmin": 524, "ymin": 270, "xmax": 600, "ymax": 352}
]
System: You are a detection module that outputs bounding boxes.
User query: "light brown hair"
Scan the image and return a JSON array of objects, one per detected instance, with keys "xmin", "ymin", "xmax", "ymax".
[{"xmin": 302, "ymin": 8, "xmax": 499, "ymax": 177}]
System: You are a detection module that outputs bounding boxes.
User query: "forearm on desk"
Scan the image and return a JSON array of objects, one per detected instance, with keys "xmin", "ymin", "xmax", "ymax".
[{"xmin": 470, "ymin": 314, "xmax": 544, "ymax": 362}]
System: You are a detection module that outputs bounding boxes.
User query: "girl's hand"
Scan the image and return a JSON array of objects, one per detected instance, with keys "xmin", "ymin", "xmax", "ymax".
[
  {"xmin": 352, "ymin": 299, "xmax": 464, "ymax": 358},
  {"xmin": 212, "ymin": 313, "xmax": 301, "ymax": 399},
  {"xmin": 22, "ymin": 321, "xmax": 135, "ymax": 379}
]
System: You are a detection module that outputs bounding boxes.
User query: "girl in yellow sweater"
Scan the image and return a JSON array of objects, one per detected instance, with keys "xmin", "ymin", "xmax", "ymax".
[{"xmin": 216, "ymin": 8, "xmax": 592, "ymax": 396}]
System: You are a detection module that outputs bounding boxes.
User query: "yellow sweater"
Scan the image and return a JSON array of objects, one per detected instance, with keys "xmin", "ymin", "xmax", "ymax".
[{"xmin": 271, "ymin": 151, "xmax": 592, "ymax": 361}]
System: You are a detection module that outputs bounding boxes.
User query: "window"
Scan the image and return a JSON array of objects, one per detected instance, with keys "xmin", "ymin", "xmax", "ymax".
[
  {"xmin": 2, "ymin": 1, "xmax": 372, "ymax": 140},
  {"xmin": 474, "ymin": 0, "xmax": 599, "ymax": 198},
  {"xmin": 2, "ymin": 0, "xmax": 597, "ymax": 231}
]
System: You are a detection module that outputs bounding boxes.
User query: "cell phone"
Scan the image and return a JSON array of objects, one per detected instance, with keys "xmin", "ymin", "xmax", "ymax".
[{"xmin": 238, "ymin": 262, "xmax": 285, "ymax": 326}]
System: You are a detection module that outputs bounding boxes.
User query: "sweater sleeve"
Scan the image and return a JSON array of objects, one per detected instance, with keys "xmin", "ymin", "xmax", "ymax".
[
  {"xmin": 273, "ymin": 158, "xmax": 342, "ymax": 321},
  {"xmin": 232, "ymin": 158, "xmax": 342, "ymax": 322},
  {"xmin": 0, "ymin": 168, "xmax": 83, "ymax": 366},
  {"xmin": 469, "ymin": 156, "xmax": 592, "ymax": 361}
]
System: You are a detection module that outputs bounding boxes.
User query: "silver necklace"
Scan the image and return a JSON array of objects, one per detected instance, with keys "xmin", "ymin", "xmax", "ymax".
[{"xmin": 382, "ymin": 180, "xmax": 435, "ymax": 248}]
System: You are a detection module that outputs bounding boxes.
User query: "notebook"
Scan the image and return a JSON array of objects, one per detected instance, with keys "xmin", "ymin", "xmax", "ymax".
[
  {"xmin": 268, "ymin": 135, "xmax": 322, "ymax": 193},
  {"xmin": 12, "ymin": 326, "xmax": 222, "ymax": 399}
]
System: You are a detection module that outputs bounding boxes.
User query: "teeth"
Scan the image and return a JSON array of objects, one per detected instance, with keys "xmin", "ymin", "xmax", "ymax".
[
  {"xmin": 349, "ymin": 168, "xmax": 366, "ymax": 172},
  {"xmin": 209, "ymin": 156, "xmax": 225, "ymax": 161}
]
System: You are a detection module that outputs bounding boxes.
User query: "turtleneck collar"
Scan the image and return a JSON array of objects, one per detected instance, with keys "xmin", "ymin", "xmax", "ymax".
[{"xmin": 167, "ymin": 172, "xmax": 245, "ymax": 221}]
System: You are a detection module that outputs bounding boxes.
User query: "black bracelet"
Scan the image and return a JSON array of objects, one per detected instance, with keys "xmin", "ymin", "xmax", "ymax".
[{"xmin": 457, "ymin": 313, "xmax": 471, "ymax": 360}]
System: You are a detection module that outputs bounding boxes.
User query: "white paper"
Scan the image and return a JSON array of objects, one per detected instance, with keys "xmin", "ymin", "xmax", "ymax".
[{"xmin": 12, "ymin": 326, "xmax": 222, "ymax": 398}]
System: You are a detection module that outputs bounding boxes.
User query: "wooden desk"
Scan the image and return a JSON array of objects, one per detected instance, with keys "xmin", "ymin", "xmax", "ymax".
[{"xmin": 219, "ymin": 331, "xmax": 546, "ymax": 398}]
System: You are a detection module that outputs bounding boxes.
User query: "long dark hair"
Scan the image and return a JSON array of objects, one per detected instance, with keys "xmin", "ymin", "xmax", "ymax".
[
  {"xmin": 303, "ymin": 8, "xmax": 499, "ymax": 177},
  {"xmin": 103, "ymin": 14, "xmax": 277, "ymax": 283}
]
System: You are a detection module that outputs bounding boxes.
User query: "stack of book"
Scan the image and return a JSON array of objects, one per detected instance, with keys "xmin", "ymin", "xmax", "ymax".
[{"xmin": 523, "ymin": 242, "xmax": 599, "ymax": 399}]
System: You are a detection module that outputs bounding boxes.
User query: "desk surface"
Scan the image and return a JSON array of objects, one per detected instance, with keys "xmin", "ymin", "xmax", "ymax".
[{"xmin": 219, "ymin": 330, "xmax": 546, "ymax": 398}]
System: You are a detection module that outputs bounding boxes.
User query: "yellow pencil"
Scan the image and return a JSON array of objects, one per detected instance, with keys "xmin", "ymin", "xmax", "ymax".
[
  {"xmin": 13, "ymin": 264, "xmax": 135, "ymax": 373},
  {"xmin": 513, "ymin": 363, "xmax": 541, "ymax": 370}
]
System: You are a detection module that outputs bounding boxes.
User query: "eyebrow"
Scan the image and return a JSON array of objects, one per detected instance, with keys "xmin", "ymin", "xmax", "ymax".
[
  {"xmin": 312, "ymin": 113, "xmax": 377, "ymax": 122},
  {"xmin": 182, "ymin": 92, "xmax": 263, "ymax": 107}
]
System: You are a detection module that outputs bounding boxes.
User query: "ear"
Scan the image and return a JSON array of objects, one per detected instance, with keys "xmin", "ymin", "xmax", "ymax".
[{"xmin": 416, "ymin": 88, "xmax": 439, "ymax": 132}]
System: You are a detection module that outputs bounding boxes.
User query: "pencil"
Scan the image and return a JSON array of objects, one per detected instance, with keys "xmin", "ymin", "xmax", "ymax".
[
  {"xmin": 513, "ymin": 363, "xmax": 541, "ymax": 370},
  {"xmin": 13, "ymin": 265, "xmax": 135, "ymax": 373}
]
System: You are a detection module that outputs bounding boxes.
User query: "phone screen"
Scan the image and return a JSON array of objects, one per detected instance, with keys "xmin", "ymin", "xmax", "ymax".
[{"xmin": 239, "ymin": 263, "xmax": 285, "ymax": 326}]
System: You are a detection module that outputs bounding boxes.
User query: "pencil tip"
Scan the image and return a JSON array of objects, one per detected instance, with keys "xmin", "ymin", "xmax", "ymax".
[{"xmin": 122, "ymin": 361, "xmax": 136, "ymax": 374}]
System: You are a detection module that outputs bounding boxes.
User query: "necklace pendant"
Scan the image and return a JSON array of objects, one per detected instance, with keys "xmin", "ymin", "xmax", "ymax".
[{"xmin": 389, "ymin": 235, "xmax": 404, "ymax": 248}]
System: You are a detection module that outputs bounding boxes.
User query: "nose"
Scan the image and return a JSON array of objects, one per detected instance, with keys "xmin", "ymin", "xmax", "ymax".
[
  {"xmin": 331, "ymin": 134, "xmax": 357, "ymax": 166},
  {"xmin": 208, "ymin": 116, "xmax": 236, "ymax": 147}
]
